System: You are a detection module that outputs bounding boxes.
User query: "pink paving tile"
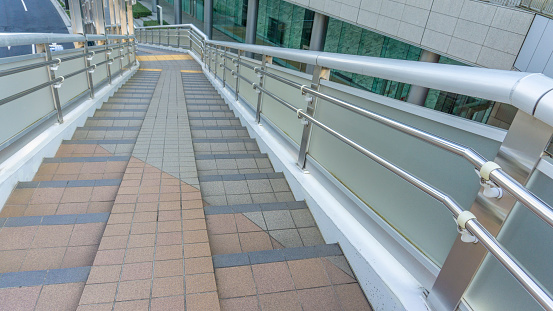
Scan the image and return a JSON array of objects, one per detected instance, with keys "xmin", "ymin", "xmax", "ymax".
[
  {"xmin": 235, "ymin": 213, "xmax": 263, "ymax": 232},
  {"xmin": 156, "ymin": 232, "xmax": 183, "ymax": 246},
  {"xmin": 87, "ymin": 265, "xmax": 123, "ymax": 284},
  {"xmin": 116, "ymin": 279, "xmax": 152, "ymax": 301},
  {"xmin": 152, "ymin": 276, "xmax": 185, "ymax": 298},
  {"xmin": 0, "ymin": 250, "xmax": 26, "ymax": 272},
  {"xmin": 69, "ymin": 223, "xmax": 106, "ymax": 246},
  {"xmin": 23, "ymin": 204, "xmax": 57, "ymax": 216},
  {"xmin": 31, "ymin": 224, "xmax": 74, "ymax": 248},
  {"xmin": 60, "ymin": 187, "xmax": 93, "ymax": 203},
  {"xmin": 93, "ymin": 249, "xmax": 126, "ymax": 266},
  {"xmin": 215, "ymin": 266, "xmax": 256, "ymax": 298},
  {"xmin": 150, "ymin": 295, "xmax": 185, "ymax": 311},
  {"xmin": 0, "ymin": 226, "xmax": 38, "ymax": 250},
  {"xmin": 321, "ymin": 258, "xmax": 356, "ymax": 285},
  {"xmin": 288, "ymin": 258, "xmax": 331, "ymax": 289},
  {"xmin": 91, "ymin": 186, "xmax": 119, "ymax": 202},
  {"xmin": 62, "ymin": 245, "xmax": 98, "ymax": 268},
  {"xmin": 30, "ymin": 188, "xmax": 64, "ymax": 204},
  {"xmin": 124, "ymin": 247, "xmax": 155, "ymax": 263},
  {"xmin": 220, "ymin": 296, "xmax": 260, "ymax": 311},
  {"xmin": 35, "ymin": 282, "xmax": 86, "ymax": 311},
  {"xmin": 258, "ymin": 291, "xmax": 302, "ymax": 311},
  {"xmin": 334, "ymin": 283, "xmax": 373, "ymax": 311},
  {"xmin": 113, "ymin": 299, "xmax": 150, "ymax": 311},
  {"xmin": 5, "ymin": 188, "xmax": 35, "ymax": 205},
  {"xmin": 79, "ymin": 282, "xmax": 118, "ymax": 304},
  {"xmin": 297, "ymin": 287, "xmax": 342, "ymax": 311},
  {"xmin": 20, "ymin": 247, "xmax": 66, "ymax": 271},
  {"xmin": 0, "ymin": 286, "xmax": 42, "ymax": 311},
  {"xmin": 185, "ymin": 273, "xmax": 217, "ymax": 294},
  {"xmin": 153, "ymin": 259, "xmax": 184, "ymax": 278},
  {"xmin": 56, "ymin": 202, "xmax": 89, "ymax": 215},
  {"xmin": 251, "ymin": 262, "xmax": 295, "ymax": 294},
  {"xmin": 120, "ymin": 262, "xmax": 153, "ymax": 281},
  {"xmin": 186, "ymin": 292, "xmax": 221, "ymax": 311},
  {"xmin": 76, "ymin": 303, "xmax": 113, "ymax": 311}
]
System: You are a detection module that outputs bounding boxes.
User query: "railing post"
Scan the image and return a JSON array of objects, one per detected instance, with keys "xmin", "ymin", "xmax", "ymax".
[
  {"xmin": 118, "ymin": 40, "xmax": 123, "ymax": 76},
  {"xmin": 105, "ymin": 36, "xmax": 112, "ymax": 85},
  {"xmin": 213, "ymin": 45, "xmax": 219, "ymax": 76},
  {"xmin": 255, "ymin": 55, "xmax": 272, "ymax": 123},
  {"xmin": 126, "ymin": 39, "xmax": 131, "ymax": 68},
  {"xmin": 297, "ymin": 65, "xmax": 329, "ymax": 169},
  {"xmin": 43, "ymin": 43, "xmax": 64, "ymax": 124},
  {"xmin": 83, "ymin": 40, "xmax": 95, "ymax": 99},
  {"xmin": 177, "ymin": 27, "xmax": 180, "ymax": 48},
  {"xmin": 222, "ymin": 47, "xmax": 227, "ymax": 88},
  {"xmin": 167, "ymin": 28, "xmax": 170, "ymax": 46},
  {"xmin": 235, "ymin": 50, "xmax": 242, "ymax": 101}
]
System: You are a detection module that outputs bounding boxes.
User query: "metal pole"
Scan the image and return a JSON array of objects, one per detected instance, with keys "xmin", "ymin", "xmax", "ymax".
[
  {"xmin": 235, "ymin": 50, "xmax": 241, "ymax": 101},
  {"xmin": 245, "ymin": 0, "xmax": 258, "ymax": 58},
  {"xmin": 105, "ymin": 36, "xmax": 112, "ymax": 84},
  {"xmin": 255, "ymin": 55, "xmax": 272, "ymax": 123},
  {"xmin": 406, "ymin": 50, "xmax": 441, "ymax": 106},
  {"xmin": 297, "ymin": 65, "xmax": 329, "ymax": 169},
  {"xmin": 204, "ymin": 0, "xmax": 213, "ymax": 39},
  {"xmin": 174, "ymin": 0, "xmax": 182, "ymax": 24},
  {"xmin": 83, "ymin": 40, "xmax": 95, "ymax": 98},
  {"xmin": 177, "ymin": 27, "xmax": 180, "ymax": 48},
  {"xmin": 43, "ymin": 44, "xmax": 64, "ymax": 123},
  {"xmin": 222, "ymin": 47, "xmax": 227, "ymax": 88},
  {"xmin": 306, "ymin": 12, "xmax": 328, "ymax": 74}
]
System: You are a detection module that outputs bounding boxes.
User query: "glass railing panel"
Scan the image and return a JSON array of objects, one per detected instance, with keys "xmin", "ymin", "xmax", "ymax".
[
  {"xmin": 54, "ymin": 49, "xmax": 90, "ymax": 106},
  {"xmin": 0, "ymin": 54, "xmax": 56, "ymax": 145},
  {"xmin": 90, "ymin": 46, "xmax": 108, "ymax": 87},
  {"xmin": 235, "ymin": 58, "xmax": 260, "ymax": 108},
  {"xmin": 308, "ymin": 81, "xmax": 505, "ymax": 265},
  {"xmin": 464, "ymin": 157, "xmax": 553, "ymax": 310}
]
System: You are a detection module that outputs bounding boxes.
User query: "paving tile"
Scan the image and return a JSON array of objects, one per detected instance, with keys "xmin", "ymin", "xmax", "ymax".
[
  {"xmin": 206, "ymin": 214, "xmax": 237, "ymax": 234},
  {"xmin": 124, "ymin": 247, "xmax": 155, "ymax": 263},
  {"xmin": 186, "ymin": 291, "xmax": 221, "ymax": 311},
  {"xmin": 45, "ymin": 266, "xmax": 91, "ymax": 285},
  {"xmin": 87, "ymin": 265, "xmax": 122, "ymax": 284},
  {"xmin": 69, "ymin": 223, "xmax": 106, "ymax": 246},
  {"xmin": 220, "ymin": 296, "xmax": 260, "ymax": 311},
  {"xmin": 288, "ymin": 258, "xmax": 331, "ymax": 289},
  {"xmin": 93, "ymin": 249, "xmax": 126, "ymax": 266},
  {"xmin": 252, "ymin": 261, "xmax": 295, "ymax": 294},
  {"xmin": 152, "ymin": 276, "xmax": 184, "ymax": 297},
  {"xmin": 183, "ymin": 242, "xmax": 212, "ymax": 258},
  {"xmin": 31, "ymin": 225, "xmax": 74, "ymax": 248},
  {"xmin": 78, "ymin": 282, "xmax": 118, "ymax": 304},
  {"xmin": 20, "ymin": 247, "xmax": 66, "ymax": 271},
  {"xmin": 185, "ymin": 256, "xmax": 214, "ymax": 275},
  {"xmin": 215, "ymin": 266, "xmax": 256, "ymax": 298},
  {"xmin": 209, "ymin": 233, "xmax": 241, "ymax": 255},
  {"xmin": 0, "ymin": 250, "xmax": 26, "ymax": 273},
  {"xmin": 334, "ymin": 283, "xmax": 372, "ymax": 310},
  {"xmin": 35, "ymin": 282, "xmax": 85, "ymax": 311},
  {"xmin": 154, "ymin": 259, "xmax": 184, "ymax": 278},
  {"xmin": 297, "ymin": 286, "xmax": 342, "ymax": 311},
  {"xmin": 269, "ymin": 229, "xmax": 303, "ymax": 248},
  {"xmin": 116, "ymin": 279, "xmax": 152, "ymax": 301},
  {"xmin": 113, "ymin": 299, "xmax": 150, "ymax": 311},
  {"xmin": 120, "ymin": 262, "xmax": 153, "ymax": 281},
  {"xmin": 62, "ymin": 245, "xmax": 98, "ymax": 268},
  {"xmin": 185, "ymin": 273, "xmax": 217, "ymax": 294},
  {"xmin": 150, "ymin": 296, "xmax": 185, "ymax": 311},
  {"xmin": 0, "ymin": 286, "xmax": 42, "ymax": 311},
  {"xmin": 239, "ymin": 231, "xmax": 273, "ymax": 253},
  {"xmin": 258, "ymin": 291, "xmax": 302, "ymax": 311}
]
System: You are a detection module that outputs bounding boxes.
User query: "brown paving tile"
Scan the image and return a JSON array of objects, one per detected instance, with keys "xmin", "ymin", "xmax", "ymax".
[
  {"xmin": 182, "ymin": 200, "xmax": 203, "ymax": 209},
  {"xmin": 157, "ymin": 220, "xmax": 182, "ymax": 233},
  {"xmin": 91, "ymin": 186, "xmax": 119, "ymax": 202},
  {"xmin": 54, "ymin": 174, "xmax": 79, "ymax": 180},
  {"xmin": 33, "ymin": 174, "xmax": 53, "ymax": 181},
  {"xmin": 131, "ymin": 222, "xmax": 157, "ymax": 235},
  {"xmin": 124, "ymin": 247, "xmax": 155, "ymax": 263},
  {"xmin": 21, "ymin": 247, "xmax": 66, "ymax": 271},
  {"xmin": 160, "ymin": 193, "xmax": 181, "ymax": 202},
  {"xmin": 270, "ymin": 237, "xmax": 285, "ymax": 249},
  {"xmin": 334, "ymin": 283, "xmax": 372, "ymax": 311},
  {"xmin": 155, "ymin": 244, "xmax": 183, "ymax": 261},
  {"xmin": 0, "ymin": 286, "xmax": 42, "ymax": 311},
  {"xmin": 160, "ymin": 185, "xmax": 180, "ymax": 193},
  {"xmin": 252, "ymin": 262, "xmax": 295, "ymax": 294},
  {"xmin": 152, "ymin": 276, "xmax": 185, "ymax": 297},
  {"xmin": 120, "ymin": 262, "xmax": 153, "ymax": 281},
  {"xmin": 37, "ymin": 163, "xmax": 59, "ymax": 175},
  {"xmin": 158, "ymin": 201, "xmax": 180, "ymax": 211},
  {"xmin": 69, "ymin": 223, "xmax": 106, "ymax": 246},
  {"xmin": 81, "ymin": 162, "xmax": 107, "ymax": 174},
  {"xmin": 288, "ymin": 258, "xmax": 331, "ymax": 289},
  {"xmin": 116, "ymin": 279, "xmax": 152, "ymax": 301},
  {"xmin": 133, "ymin": 211, "xmax": 157, "ymax": 223},
  {"xmin": 140, "ymin": 186, "xmax": 160, "ymax": 194},
  {"xmin": 183, "ymin": 219, "xmax": 207, "ymax": 231},
  {"xmin": 87, "ymin": 201, "xmax": 114, "ymax": 214},
  {"xmin": 87, "ymin": 265, "xmax": 122, "ymax": 284},
  {"xmin": 78, "ymin": 173, "xmax": 103, "ymax": 180},
  {"xmin": 93, "ymin": 249, "xmax": 126, "ymax": 266},
  {"xmin": 108, "ymin": 213, "xmax": 134, "ymax": 224},
  {"xmin": 220, "ymin": 296, "xmax": 260, "ymax": 311},
  {"xmin": 186, "ymin": 292, "xmax": 221, "ymax": 311},
  {"xmin": 321, "ymin": 258, "xmax": 356, "ymax": 285},
  {"xmin": 181, "ymin": 191, "xmax": 201, "ymax": 201},
  {"xmin": 186, "ymin": 273, "xmax": 217, "ymax": 294},
  {"xmin": 24, "ymin": 204, "xmax": 57, "ymax": 216},
  {"xmin": 235, "ymin": 213, "xmax": 263, "ymax": 233},
  {"xmin": 60, "ymin": 187, "xmax": 93, "ymax": 203},
  {"xmin": 30, "ymin": 188, "xmax": 64, "ymax": 204},
  {"xmin": 111, "ymin": 204, "xmax": 135, "ymax": 214},
  {"xmin": 183, "ymin": 242, "xmax": 212, "ymax": 258},
  {"xmin": 182, "ymin": 208, "xmax": 204, "ymax": 220},
  {"xmin": 6, "ymin": 188, "xmax": 35, "ymax": 205},
  {"xmin": 56, "ymin": 202, "xmax": 88, "ymax": 215},
  {"xmin": 121, "ymin": 180, "xmax": 141, "ymax": 187},
  {"xmin": 239, "ymin": 232, "xmax": 273, "ymax": 253},
  {"xmin": 185, "ymin": 256, "xmax": 214, "ymax": 275},
  {"xmin": 137, "ymin": 193, "xmax": 159, "ymax": 203},
  {"xmin": 76, "ymin": 303, "xmax": 113, "ymax": 311},
  {"xmin": 79, "ymin": 282, "xmax": 118, "ymax": 304},
  {"xmin": 0, "ymin": 250, "xmax": 26, "ymax": 272},
  {"xmin": 35, "ymin": 282, "xmax": 85, "ymax": 311},
  {"xmin": 297, "ymin": 287, "xmax": 341, "ymax": 311},
  {"xmin": 136, "ymin": 202, "xmax": 158, "ymax": 212},
  {"xmin": 156, "ymin": 232, "xmax": 182, "ymax": 246},
  {"xmin": 62, "ymin": 245, "xmax": 98, "ymax": 268},
  {"xmin": 215, "ymin": 266, "xmax": 256, "ymax": 298},
  {"xmin": 150, "ymin": 295, "xmax": 185, "ymax": 311},
  {"xmin": 115, "ymin": 194, "xmax": 138, "ymax": 204},
  {"xmin": 118, "ymin": 187, "xmax": 140, "ymax": 195},
  {"xmin": 154, "ymin": 259, "xmax": 184, "ymax": 278},
  {"xmin": 106, "ymin": 161, "xmax": 128, "ymax": 173},
  {"xmin": 258, "ymin": 291, "xmax": 302, "ymax": 311},
  {"xmin": 31, "ymin": 224, "xmax": 73, "ymax": 248},
  {"xmin": 157, "ymin": 210, "xmax": 180, "ymax": 221},
  {"xmin": 0, "ymin": 205, "xmax": 26, "ymax": 217},
  {"xmin": 113, "ymin": 299, "xmax": 150, "ymax": 311},
  {"xmin": 183, "ymin": 230, "xmax": 209, "ymax": 244},
  {"xmin": 57, "ymin": 162, "xmax": 84, "ymax": 174},
  {"xmin": 98, "ymin": 235, "xmax": 128, "ymax": 250},
  {"xmin": 140, "ymin": 179, "xmax": 160, "ymax": 186},
  {"xmin": 127, "ymin": 234, "xmax": 156, "ymax": 248},
  {"xmin": 209, "ymin": 234, "xmax": 241, "ymax": 255},
  {"xmin": 103, "ymin": 223, "xmax": 132, "ymax": 236}
]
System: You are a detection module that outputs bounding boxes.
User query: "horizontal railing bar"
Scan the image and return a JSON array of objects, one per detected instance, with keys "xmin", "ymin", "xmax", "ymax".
[
  {"xmin": 0, "ymin": 76, "xmax": 63, "ymax": 106},
  {"xmin": 253, "ymin": 81, "xmax": 553, "ymax": 311}
]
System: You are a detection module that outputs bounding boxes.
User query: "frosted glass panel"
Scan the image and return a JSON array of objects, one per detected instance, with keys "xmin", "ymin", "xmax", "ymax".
[{"xmin": 464, "ymin": 158, "xmax": 553, "ymax": 310}]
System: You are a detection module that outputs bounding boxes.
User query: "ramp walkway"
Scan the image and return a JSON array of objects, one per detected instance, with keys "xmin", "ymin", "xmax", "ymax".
[{"xmin": 0, "ymin": 46, "xmax": 371, "ymax": 310}]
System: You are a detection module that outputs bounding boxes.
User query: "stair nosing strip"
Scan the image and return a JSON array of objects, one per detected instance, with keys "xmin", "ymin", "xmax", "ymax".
[
  {"xmin": 16, "ymin": 179, "xmax": 121, "ymax": 188},
  {"xmin": 198, "ymin": 172, "xmax": 284, "ymax": 182},
  {"xmin": 204, "ymin": 201, "xmax": 308, "ymax": 215}
]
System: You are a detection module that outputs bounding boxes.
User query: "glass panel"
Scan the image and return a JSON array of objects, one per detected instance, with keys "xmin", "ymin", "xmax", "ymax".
[{"xmin": 213, "ymin": 0, "xmax": 247, "ymax": 42}]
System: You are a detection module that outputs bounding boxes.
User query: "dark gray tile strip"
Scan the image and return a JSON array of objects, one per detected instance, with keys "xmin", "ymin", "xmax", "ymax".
[
  {"xmin": 188, "ymin": 117, "xmax": 239, "ymax": 120},
  {"xmin": 211, "ymin": 244, "xmax": 342, "ymax": 268},
  {"xmin": 0, "ymin": 266, "xmax": 91, "ymax": 288},
  {"xmin": 87, "ymin": 117, "xmax": 144, "ymax": 120},
  {"xmin": 16, "ymin": 179, "xmax": 121, "ymax": 188},
  {"xmin": 77, "ymin": 126, "xmax": 141, "ymax": 131},
  {"xmin": 190, "ymin": 126, "xmax": 245, "ymax": 130},
  {"xmin": 204, "ymin": 201, "xmax": 307, "ymax": 215},
  {"xmin": 187, "ymin": 110, "xmax": 232, "ymax": 112},
  {"xmin": 196, "ymin": 153, "xmax": 267, "ymax": 160},
  {"xmin": 199, "ymin": 172, "xmax": 284, "ymax": 182},
  {"xmin": 186, "ymin": 103, "xmax": 228, "ymax": 107},
  {"xmin": 104, "ymin": 102, "xmax": 150, "ymax": 106},
  {"xmin": 193, "ymin": 138, "xmax": 256, "ymax": 143},
  {"xmin": 2, "ymin": 213, "xmax": 110, "ymax": 228},
  {"xmin": 62, "ymin": 139, "xmax": 137, "ymax": 144},
  {"xmin": 43, "ymin": 156, "xmax": 130, "ymax": 163},
  {"xmin": 95, "ymin": 109, "xmax": 147, "ymax": 112}
]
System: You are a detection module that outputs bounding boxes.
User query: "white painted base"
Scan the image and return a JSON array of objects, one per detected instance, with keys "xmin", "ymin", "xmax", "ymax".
[
  {"xmin": 185, "ymin": 50, "xmax": 430, "ymax": 311},
  {"xmin": 0, "ymin": 65, "xmax": 138, "ymax": 211}
]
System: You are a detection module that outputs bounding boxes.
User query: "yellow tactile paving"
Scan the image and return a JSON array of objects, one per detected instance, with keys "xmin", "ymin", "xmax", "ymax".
[
  {"xmin": 139, "ymin": 68, "xmax": 163, "ymax": 71},
  {"xmin": 181, "ymin": 70, "xmax": 203, "ymax": 73},
  {"xmin": 136, "ymin": 55, "xmax": 192, "ymax": 61}
]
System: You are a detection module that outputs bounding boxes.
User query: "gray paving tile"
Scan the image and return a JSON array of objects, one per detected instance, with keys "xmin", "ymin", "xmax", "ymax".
[
  {"xmin": 291, "ymin": 209, "xmax": 316, "ymax": 228},
  {"xmin": 269, "ymin": 229, "xmax": 303, "ymax": 248},
  {"xmin": 263, "ymin": 210, "xmax": 295, "ymax": 230},
  {"xmin": 0, "ymin": 270, "xmax": 47, "ymax": 288},
  {"xmin": 248, "ymin": 249, "xmax": 285, "ymax": 265},
  {"xmin": 44, "ymin": 266, "xmax": 91, "ymax": 285},
  {"xmin": 212, "ymin": 253, "xmax": 250, "ymax": 268}
]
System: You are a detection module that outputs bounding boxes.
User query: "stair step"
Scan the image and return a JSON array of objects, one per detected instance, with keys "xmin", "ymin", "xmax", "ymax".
[{"xmin": 204, "ymin": 201, "xmax": 307, "ymax": 215}]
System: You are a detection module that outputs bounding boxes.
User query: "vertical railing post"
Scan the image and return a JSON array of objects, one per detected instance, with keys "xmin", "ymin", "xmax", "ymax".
[
  {"xmin": 105, "ymin": 36, "xmax": 112, "ymax": 85},
  {"xmin": 83, "ymin": 39, "xmax": 95, "ymax": 99},
  {"xmin": 177, "ymin": 27, "xmax": 180, "ymax": 48},
  {"xmin": 297, "ymin": 65, "xmax": 329, "ymax": 169},
  {"xmin": 187, "ymin": 28, "xmax": 192, "ymax": 50},
  {"xmin": 222, "ymin": 47, "xmax": 227, "ymax": 88},
  {"xmin": 255, "ymin": 55, "xmax": 272, "ymax": 123},
  {"xmin": 126, "ymin": 38, "xmax": 131, "ymax": 68},
  {"xmin": 213, "ymin": 45, "xmax": 219, "ymax": 76},
  {"xmin": 43, "ymin": 43, "xmax": 64, "ymax": 124},
  {"xmin": 118, "ymin": 40, "xmax": 123, "ymax": 76},
  {"xmin": 235, "ymin": 50, "xmax": 242, "ymax": 101},
  {"xmin": 167, "ymin": 28, "xmax": 170, "ymax": 46}
]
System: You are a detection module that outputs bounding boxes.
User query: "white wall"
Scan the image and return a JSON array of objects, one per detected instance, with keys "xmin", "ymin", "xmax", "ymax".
[{"xmin": 286, "ymin": 0, "xmax": 536, "ymax": 70}]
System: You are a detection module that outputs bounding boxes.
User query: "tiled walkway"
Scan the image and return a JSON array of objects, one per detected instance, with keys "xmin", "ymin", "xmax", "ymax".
[{"xmin": 0, "ymin": 46, "xmax": 372, "ymax": 310}]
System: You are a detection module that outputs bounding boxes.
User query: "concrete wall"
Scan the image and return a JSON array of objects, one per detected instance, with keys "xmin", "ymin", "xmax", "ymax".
[
  {"xmin": 514, "ymin": 14, "xmax": 553, "ymax": 77},
  {"xmin": 285, "ymin": 0, "xmax": 536, "ymax": 70}
]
